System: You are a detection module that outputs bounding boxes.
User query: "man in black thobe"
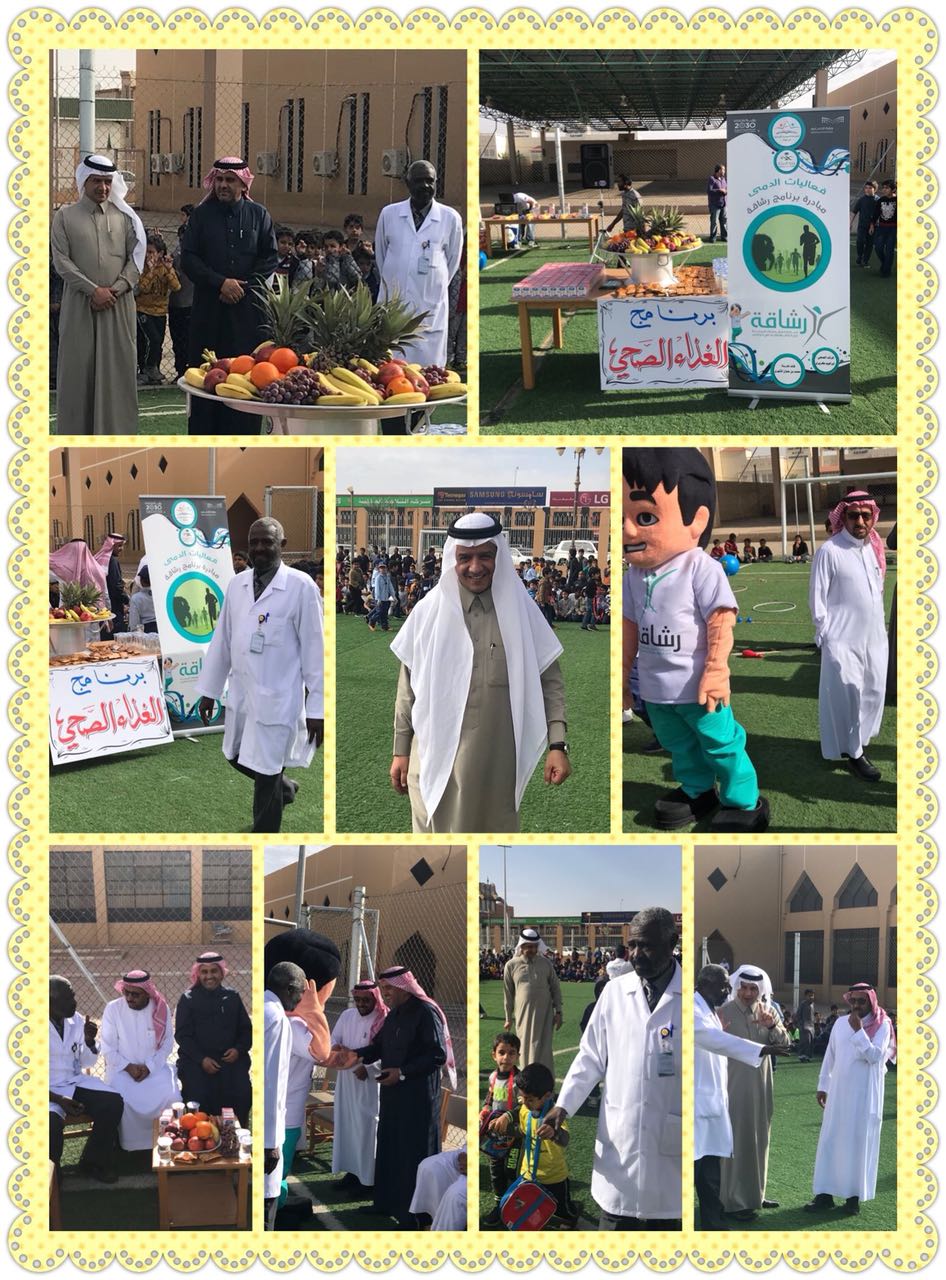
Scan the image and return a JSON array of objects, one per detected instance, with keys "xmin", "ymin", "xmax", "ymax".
[
  {"xmin": 180, "ymin": 157, "xmax": 277, "ymax": 435},
  {"xmin": 174, "ymin": 951, "xmax": 252, "ymax": 1123},
  {"xmin": 352, "ymin": 966, "xmax": 450, "ymax": 1227}
]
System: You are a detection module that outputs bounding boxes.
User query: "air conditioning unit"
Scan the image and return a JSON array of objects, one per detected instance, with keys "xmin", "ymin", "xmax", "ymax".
[
  {"xmin": 312, "ymin": 150, "xmax": 338, "ymax": 177},
  {"xmin": 381, "ymin": 148, "xmax": 408, "ymax": 178},
  {"xmin": 256, "ymin": 151, "xmax": 280, "ymax": 176},
  {"xmin": 149, "ymin": 153, "xmax": 162, "ymax": 175},
  {"xmin": 163, "ymin": 152, "xmax": 185, "ymax": 174}
]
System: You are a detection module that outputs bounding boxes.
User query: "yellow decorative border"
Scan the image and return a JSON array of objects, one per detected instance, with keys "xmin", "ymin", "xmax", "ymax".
[{"xmin": 7, "ymin": 3, "xmax": 939, "ymax": 1274}]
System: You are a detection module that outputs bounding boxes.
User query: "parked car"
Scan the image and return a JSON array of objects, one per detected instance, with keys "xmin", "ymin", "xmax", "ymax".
[{"xmin": 547, "ymin": 539, "xmax": 599, "ymax": 563}]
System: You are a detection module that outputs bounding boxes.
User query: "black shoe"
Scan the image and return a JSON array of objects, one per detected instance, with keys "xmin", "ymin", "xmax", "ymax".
[
  {"xmin": 761, "ymin": 1199, "xmax": 779, "ymax": 1209},
  {"xmin": 710, "ymin": 796, "xmax": 770, "ymax": 832},
  {"xmin": 846, "ymin": 753, "xmax": 881, "ymax": 781},
  {"xmin": 77, "ymin": 1161, "xmax": 118, "ymax": 1184},
  {"xmin": 726, "ymin": 1209, "xmax": 758, "ymax": 1221},
  {"xmin": 283, "ymin": 778, "xmax": 300, "ymax": 805},
  {"xmin": 844, "ymin": 1196, "xmax": 860, "ymax": 1216},
  {"xmin": 653, "ymin": 787, "xmax": 719, "ymax": 830},
  {"xmin": 641, "ymin": 736, "xmax": 663, "ymax": 755},
  {"xmin": 803, "ymin": 1194, "xmax": 836, "ymax": 1212},
  {"xmin": 481, "ymin": 1204, "xmax": 502, "ymax": 1227},
  {"xmin": 338, "ymin": 1172, "xmax": 361, "ymax": 1190}
]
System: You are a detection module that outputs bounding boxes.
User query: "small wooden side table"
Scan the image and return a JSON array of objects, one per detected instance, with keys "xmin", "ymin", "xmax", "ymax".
[{"xmin": 152, "ymin": 1123, "xmax": 251, "ymax": 1230}]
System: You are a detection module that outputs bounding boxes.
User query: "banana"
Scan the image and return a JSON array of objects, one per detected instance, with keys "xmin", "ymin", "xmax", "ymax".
[
  {"xmin": 444, "ymin": 370, "xmax": 461, "ymax": 383},
  {"xmin": 184, "ymin": 368, "xmax": 207, "ymax": 389},
  {"xmin": 383, "ymin": 391, "xmax": 428, "ymax": 405},
  {"xmin": 226, "ymin": 372, "xmax": 257, "ymax": 391},
  {"xmin": 319, "ymin": 372, "xmax": 372, "ymax": 403},
  {"xmin": 216, "ymin": 383, "xmax": 257, "ymax": 400},
  {"xmin": 354, "ymin": 358, "xmax": 380, "ymax": 375},
  {"xmin": 330, "ymin": 367, "xmax": 382, "ymax": 402},
  {"xmin": 427, "ymin": 382, "xmax": 467, "ymax": 399},
  {"xmin": 405, "ymin": 363, "xmax": 423, "ymax": 373},
  {"xmin": 316, "ymin": 393, "xmax": 366, "ymax": 406}
]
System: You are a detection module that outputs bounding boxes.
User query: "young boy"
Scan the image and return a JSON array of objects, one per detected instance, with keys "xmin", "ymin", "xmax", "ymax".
[
  {"xmin": 352, "ymin": 243, "xmax": 381, "ymax": 302},
  {"xmin": 135, "ymin": 234, "xmax": 180, "ymax": 385},
  {"xmin": 315, "ymin": 230, "xmax": 361, "ymax": 292},
  {"xmin": 343, "ymin": 212, "xmax": 372, "ymax": 254},
  {"xmin": 274, "ymin": 224, "xmax": 303, "ymax": 284},
  {"xmin": 293, "ymin": 231, "xmax": 318, "ymax": 280},
  {"xmin": 489, "ymin": 1062, "xmax": 580, "ymax": 1228},
  {"xmin": 479, "ymin": 1031, "xmax": 521, "ymax": 1226}
]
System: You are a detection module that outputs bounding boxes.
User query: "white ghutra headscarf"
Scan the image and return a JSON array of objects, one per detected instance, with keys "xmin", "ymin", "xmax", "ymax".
[
  {"xmin": 76, "ymin": 154, "xmax": 147, "ymax": 272},
  {"xmin": 390, "ymin": 512, "xmax": 563, "ymax": 818},
  {"xmin": 729, "ymin": 963, "xmax": 774, "ymax": 1005}
]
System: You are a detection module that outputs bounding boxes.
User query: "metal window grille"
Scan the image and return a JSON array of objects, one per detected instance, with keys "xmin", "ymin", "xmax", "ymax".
[
  {"xmin": 422, "ymin": 86, "xmax": 432, "ymax": 164},
  {"xmin": 105, "ymin": 849, "xmax": 192, "ymax": 922},
  {"xmin": 148, "ymin": 109, "xmax": 157, "ymax": 185},
  {"xmin": 285, "ymin": 98, "xmax": 295, "ymax": 194},
  {"xmin": 296, "ymin": 97, "xmax": 305, "ymax": 194},
  {"xmin": 783, "ymin": 929, "xmax": 824, "ymax": 984},
  {"xmin": 837, "ymin": 864, "xmax": 878, "ymax": 909},
  {"xmin": 831, "ymin": 928, "xmax": 879, "ymax": 987},
  {"xmin": 513, "ymin": 511, "xmax": 535, "ymax": 527},
  {"xmin": 185, "ymin": 107, "xmax": 196, "ymax": 187},
  {"xmin": 359, "ymin": 92, "xmax": 370, "ymax": 195},
  {"xmin": 83, "ymin": 514, "xmax": 95, "ymax": 546},
  {"xmin": 202, "ymin": 848, "xmax": 252, "ymax": 921},
  {"xmin": 887, "ymin": 926, "xmax": 897, "ymax": 987},
  {"xmin": 508, "ymin": 529, "xmax": 535, "ymax": 550},
  {"xmin": 196, "ymin": 105, "xmax": 203, "ymax": 186},
  {"xmin": 242, "ymin": 101, "xmax": 250, "ymax": 174},
  {"xmin": 263, "ymin": 485, "xmax": 321, "ymax": 555},
  {"xmin": 347, "ymin": 96, "xmax": 357, "ymax": 196},
  {"xmin": 789, "ymin": 872, "xmax": 823, "ymax": 912},
  {"xmin": 50, "ymin": 849, "xmax": 96, "ymax": 923},
  {"xmin": 436, "ymin": 85, "xmax": 448, "ymax": 198}
]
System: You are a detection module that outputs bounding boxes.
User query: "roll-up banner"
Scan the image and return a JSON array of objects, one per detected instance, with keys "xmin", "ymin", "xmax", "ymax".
[
  {"xmin": 139, "ymin": 495, "xmax": 234, "ymax": 725},
  {"xmin": 727, "ymin": 107, "xmax": 851, "ymax": 402}
]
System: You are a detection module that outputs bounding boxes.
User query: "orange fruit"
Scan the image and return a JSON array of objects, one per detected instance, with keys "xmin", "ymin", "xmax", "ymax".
[
  {"xmin": 249, "ymin": 361, "xmax": 281, "ymax": 389},
  {"xmin": 269, "ymin": 347, "xmax": 299, "ymax": 373},
  {"xmin": 386, "ymin": 376, "xmax": 414, "ymax": 395},
  {"xmin": 180, "ymin": 1113, "xmax": 198, "ymax": 1131},
  {"xmin": 195, "ymin": 1121, "xmax": 213, "ymax": 1140},
  {"xmin": 229, "ymin": 354, "xmax": 255, "ymax": 375},
  {"xmin": 194, "ymin": 1112, "xmax": 208, "ymax": 1123}
]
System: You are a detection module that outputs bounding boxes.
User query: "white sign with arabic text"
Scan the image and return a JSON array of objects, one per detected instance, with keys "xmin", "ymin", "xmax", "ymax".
[
  {"xmin": 49, "ymin": 657, "xmax": 174, "ymax": 766},
  {"xmin": 598, "ymin": 296, "xmax": 730, "ymax": 390}
]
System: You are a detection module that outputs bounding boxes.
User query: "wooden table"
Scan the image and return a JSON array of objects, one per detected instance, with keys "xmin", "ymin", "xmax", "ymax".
[
  {"xmin": 152, "ymin": 1124, "xmax": 251, "ymax": 1230},
  {"xmin": 515, "ymin": 267, "xmax": 627, "ymax": 390},
  {"xmin": 483, "ymin": 214, "xmax": 600, "ymax": 259}
]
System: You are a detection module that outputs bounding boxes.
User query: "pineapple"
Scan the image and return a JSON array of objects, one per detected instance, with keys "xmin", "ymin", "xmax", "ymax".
[
  {"xmin": 253, "ymin": 275, "xmax": 316, "ymax": 351},
  {"xmin": 60, "ymin": 581, "xmax": 104, "ymax": 612},
  {"xmin": 647, "ymin": 206, "xmax": 685, "ymax": 238},
  {"xmin": 306, "ymin": 282, "xmax": 429, "ymax": 367}
]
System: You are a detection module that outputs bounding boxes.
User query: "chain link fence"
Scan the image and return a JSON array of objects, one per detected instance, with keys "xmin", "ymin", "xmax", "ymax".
[{"xmin": 50, "ymin": 845, "xmax": 252, "ymax": 1084}]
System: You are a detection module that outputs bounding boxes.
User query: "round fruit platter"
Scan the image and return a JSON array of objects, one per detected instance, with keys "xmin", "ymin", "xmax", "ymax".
[
  {"xmin": 178, "ymin": 380, "xmax": 467, "ymax": 437},
  {"xmin": 164, "ymin": 1113, "xmax": 222, "ymax": 1159},
  {"xmin": 49, "ymin": 613, "xmax": 114, "ymax": 657}
]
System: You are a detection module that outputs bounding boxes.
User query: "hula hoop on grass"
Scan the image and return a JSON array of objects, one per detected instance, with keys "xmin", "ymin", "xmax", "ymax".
[
  {"xmin": 752, "ymin": 601, "xmax": 797, "ymax": 613},
  {"xmin": 733, "ymin": 584, "xmax": 749, "ymax": 594}
]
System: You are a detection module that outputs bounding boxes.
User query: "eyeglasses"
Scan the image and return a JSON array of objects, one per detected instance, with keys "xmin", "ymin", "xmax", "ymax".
[{"xmin": 845, "ymin": 511, "xmax": 872, "ymax": 521}]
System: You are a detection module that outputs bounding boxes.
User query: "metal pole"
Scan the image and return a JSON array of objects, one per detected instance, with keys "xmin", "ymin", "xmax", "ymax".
[
  {"xmin": 208, "ymin": 449, "xmax": 216, "ymax": 496},
  {"xmin": 502, "ymin": 846, "xmax": 509, "ymax": 951},
  {"xmin": 792, "ymin": 932, "xmax": 801, "ymax": 1024},
  {"xmin": 555, "ymin": 127, "xmax": 567, "ymax": 234},
  {"xmin": 780, "ymin": 476, "xmax": 788, "ymax": 559},
  {"xmin": 805, "ymin": 455, "xmax": 818, "ymax": 553},
  {"xmin": 572, "ymin": 449, "xmax": 582, "ymax": 550},
  {"xmin": 348, "ymin": 487, "xmax": 355, "ymax": 563},
  {"xmin": 350, "ymin": 885, "xmax": 366, "ymax": 994},
  {"xmin": 293, "ymin": 844, "xmax": 306, "ymax": 927},
  {"xmin": 79, "ymin": 51, "xmax": 95, "ymax": 157},
  {"xmin": 701, "ymin": 935, "xmax": 710, "ymax": 968}
]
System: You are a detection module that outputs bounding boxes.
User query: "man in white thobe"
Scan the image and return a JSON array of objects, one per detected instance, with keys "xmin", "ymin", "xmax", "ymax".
[
  {"xmin": 542, "ymin": 907, "xmax": 683, "ymax": 1229},
  {"xmin": 718, "ymin": 964, "xmax": 791, "ymax": 1220},
  {"xmin": 374, "ymin": 160, "xmax": 464, "ymax": 368},
  {"xmin": 694, "ymin": 965, "xmax": 789, "ymax": 1229},
  {"xmin": 99, "ymin": 969, "xmax": 181, "ymax": 1151},
  {"xmin": 264, "ymin": 962, "xmax": 306, "ymax": 1229},
  {"xmin": 809, "ymin": 489, "xmax": 889, "ymax": 781},
  {"xmin": 409, "ymin": 1148, "xmax": 467, "ymax": 1229},
  {"xmin": 50, "ymin": 154, "xmax": 146, "ymax": 434},
  {"xmin": 502, "ymin": 928, "xmax": 562, "ymax": 1074},
  {"xmin": 49, "ymin": 976, "xmax": 124, "ymax": 1183},
  {"xmin": 331, "ymin": 981, "xmax": 386, "ymax": 1191},
  {"xmin": 390, "ymin": 512, "xmax": 570, "ymax": 833},
  {"xmin": 805, "ymin": 982, "xmax": 895, "ymax": 1216},
  {"xmin": 197, "ymin": 517, "xmax": 324, "ymax": 832}
]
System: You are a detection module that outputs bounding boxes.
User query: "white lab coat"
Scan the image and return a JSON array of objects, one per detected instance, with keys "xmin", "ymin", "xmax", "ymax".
[
  {"xmin": 375, "ymin": 198, "xmax": 464, "ymax": 366},
  {"xmin": 556, "ymin": 963, "xmax": 682, "ymax": 1219},
  {"xmin": 263, "ymin": 991, "xmax": 292, "ymax": 1200},
  {"xmin": 694, "ymin": 991, "xmax": 763, "ymax": 1160},
  {"xmin": 196, "ymin": 563, "xmax": 324, "ymax": 776},
  {"xmin": 812, "ymin": 1015, "xmax": 890, "ymax": 1201},
  {"xmin": 100, "ymin": 998, "xmax": 181, "ymax": 1150},
  {"xmin": 809, "ymin": 532, "xmax": 888, "ymax": 759},
  {"xmin": 49, "ymin": 1012, "xmax": 115, "ymax": 1119}
]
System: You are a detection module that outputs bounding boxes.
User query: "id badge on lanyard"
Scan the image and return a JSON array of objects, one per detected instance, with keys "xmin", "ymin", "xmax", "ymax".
[
  {"xmin": 657, "ymin": 1023, "xmax": 675, "ymax": 1076},
  {"xmin": 250, "ymin": 610, "xmax": 269, "ymax": 653},
  {"xmin": 417, "ymin": 239, "xmax": 431, "ymax": 275}
]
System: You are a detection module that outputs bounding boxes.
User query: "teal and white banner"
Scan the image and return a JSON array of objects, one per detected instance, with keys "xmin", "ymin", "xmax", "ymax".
[
  {"xmin": 727, "ymin": 107, "xmax": 851, "ymax": 401},
  {"xmin": 139, "ymin": 495, "xmax": 234, "ymax": 725}
]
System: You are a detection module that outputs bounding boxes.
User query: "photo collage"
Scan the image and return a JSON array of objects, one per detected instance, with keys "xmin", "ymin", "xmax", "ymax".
[{"xmin": 21, "ymin": 11, "xmax": 933, "ymax": 1273}]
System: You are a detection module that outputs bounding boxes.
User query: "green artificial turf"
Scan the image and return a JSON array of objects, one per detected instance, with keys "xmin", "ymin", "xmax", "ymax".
[
  {"xmin": 695, "ymin": 1057, "xmax": 897, "ymax": 1231},
  {"xmin": 335, "ymin": 614, "xmax": 610, "ymax": 833},
  {"xmin": 49, "ymin": 388, "xmax": 467, "ymax": 436},
  {"xmin": 623, "ymin": 562, "xmax": 896, "ymax": 833},
  {"xmin": 479, "ymin": 240, "xmax": 895, "ymax": 435},
  {"xmin": 478, "ymin": 978, "xmax": 600, "ymax": 1229},
  {"xmin": 49, "ymin": 733, "xmax": 323, "ymax": 835}
]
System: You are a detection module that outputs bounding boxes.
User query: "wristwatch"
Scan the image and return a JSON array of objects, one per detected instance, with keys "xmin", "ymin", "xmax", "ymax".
[
  {"xmin": 548, "ymin": 742, "xmax": 569, "ymax": 754},
  {"xmin": 398, "ymin": 1070, "xmax": 406, "ymax": 1083}
]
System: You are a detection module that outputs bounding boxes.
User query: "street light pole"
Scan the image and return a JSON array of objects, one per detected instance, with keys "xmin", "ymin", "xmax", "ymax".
[{"xmin": 346, "ymin": 485, "xmax": 355, "ymax": 563}]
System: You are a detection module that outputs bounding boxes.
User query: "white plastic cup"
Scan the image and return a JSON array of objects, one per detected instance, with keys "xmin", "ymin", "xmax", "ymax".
[{"xmin": 157, "ymin": 1135, "xmax": 173, "ymax": 1164}]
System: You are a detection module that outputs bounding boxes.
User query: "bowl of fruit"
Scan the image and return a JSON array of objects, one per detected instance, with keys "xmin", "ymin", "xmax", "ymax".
[
  {"xmin": 605, "ymin": 206, "xmax": 702, "ymax": 287},
  {"xmin": 50, "ymin": 583, "xmax": 114, "ymax": 656},
  {"xmin": 165, "ymin": 1112, "xmax": 222, "ymax": 1160}
]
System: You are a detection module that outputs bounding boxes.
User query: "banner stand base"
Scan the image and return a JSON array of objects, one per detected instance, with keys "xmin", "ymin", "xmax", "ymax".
[{"xmin": 171, "ymin": 725, "xmax": 225, "ymax": 740}]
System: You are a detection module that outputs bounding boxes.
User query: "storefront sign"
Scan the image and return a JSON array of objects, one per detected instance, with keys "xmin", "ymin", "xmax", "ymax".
[
  {"xmin": 336, "ymin": 494, "xmax": 432, "ymax": 508},
  {"xmin": 727, "ymin": 108, "xmax": 852, "ymax": 401},
  {"xmin": 548, "ymin": 491, "xmax": 611, "ymax": 508},
  {"xmin": 598, "ymin": 297, "xmax": 730, "ymax": 389},
  {"xmin": 433, "ymin": 487, "xmax": 548, "ymax": 507},
  {"xmin": 50, "ymin": 657, "xmax": 173, "ymax": 765}
]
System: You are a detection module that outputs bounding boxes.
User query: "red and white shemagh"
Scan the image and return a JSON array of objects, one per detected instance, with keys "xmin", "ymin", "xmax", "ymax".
[
  {"xmin": 827, "ymin": 491, "xmax": 886, "ymax": 580},
  {"xmin": 844, "ymin": 983, "xmax": 897, "ymax": 1063},
  {"xmin": 114, "ymin": 969, "xmax": 170, "ymax": 1045},
  {"xmin": 379, "ymin": 969, "xmax": 457, "ymax": 1089}
]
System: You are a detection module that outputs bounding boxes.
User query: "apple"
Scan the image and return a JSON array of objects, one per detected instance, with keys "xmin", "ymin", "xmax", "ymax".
[
  {"xmin": 203, "ymin": 1138, "xmax": 216, "ymax": 1150},
  {"xmin": 211, "ymin": 358, "xmax": 232, "ymax": 374},
  {"xmin": 187, "ymin": 1136, "xmax": 202, "ymax": 1152},
  {"xmin": 253, "ymin": 342, "xmax": 276, "ymax": 363},
  {"xmin": 204, "ymin": 368, "xmax": 228, "ymax": 392},
  {"xmin": 170, "ymin": 1138, "xmax": 185, "ymax": 1151}
]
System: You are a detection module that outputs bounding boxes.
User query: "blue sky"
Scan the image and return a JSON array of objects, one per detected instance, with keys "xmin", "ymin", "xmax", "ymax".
[
  {"xmin": 336, "ymin": 446, "xmax": 610, "ymax": 496},
  {"xmin": 480, "ymin": 844, "xmax": 681, "ymax": 915}
]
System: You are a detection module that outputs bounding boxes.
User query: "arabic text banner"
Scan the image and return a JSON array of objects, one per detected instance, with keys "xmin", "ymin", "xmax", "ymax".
[
  {"xmin": 727, "ymin": 107, "xmax": 851, "ymax": 401},
  {"xmin": 50, "ymin": 657, "xmax": 174, "ymax": 765},
  {"xmin": 139, "ymin": 495, "xmax": 234, "ymax": 725},
  {"xmin": 598, "ymin": 297, "xmax": 730, "ymax": 390}
]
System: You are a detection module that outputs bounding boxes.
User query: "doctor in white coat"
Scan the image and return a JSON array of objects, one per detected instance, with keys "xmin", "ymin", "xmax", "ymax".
[
  {"xmin": 197, "ymin": 517, "xmax": 324, "ymax": 832},
  {"xmin": 542, "ymin": 907, "xmax": 683, "ymax": 1229},
  {"xmin": 375, "ymin": 160, "xmax": 464, "ymax": 368},
  {"xmin": 264, "ymin": 962, "xmax": 305, "ymax": 1229},
  {"xmin": 694, "ymin": 965, "xmax": 789, "ymax": 1229}
]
